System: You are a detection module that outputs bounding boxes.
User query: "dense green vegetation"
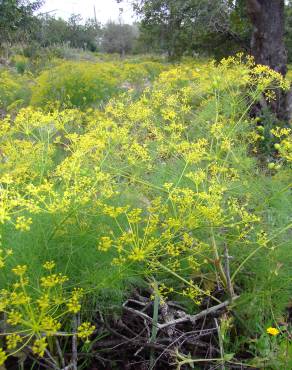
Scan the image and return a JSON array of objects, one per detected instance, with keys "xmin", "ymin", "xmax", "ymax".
[
  {"xmin": 0, "ymin": 50, "xmax": 291, "ymax": 369},
  {"xmin": 0, "ymin": 1, "xmax": 291, "ymax": 369},
  {"xmin": 2, "ymin": 1, "xmax": 292, "ymax": 61}
]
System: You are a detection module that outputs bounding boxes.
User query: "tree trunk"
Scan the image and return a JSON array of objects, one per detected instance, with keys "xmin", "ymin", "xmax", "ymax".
[
  {"xmin": 247, "ymin": 0, "xmax": 291, "ymax": 120},
  {"xmin": 247, "ymin": 0, "xmax": 287, "ymax": 75}
]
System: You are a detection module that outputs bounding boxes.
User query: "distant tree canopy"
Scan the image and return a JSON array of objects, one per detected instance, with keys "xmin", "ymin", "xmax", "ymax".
[
  {"xmin": 34, "ymin": 14, "xmax": 101, "ymax": 51},
  {"xmin": 0, "ymin": 0, "xmax": 43, "ymax": 45},
  {"xmin": 0, "ymin": 1, "xmax": 139, "ymax": 54},
  {"xmin": 32, "ymin": 16, "xmax": 139, "ymax": 54},
  {"xmin": 126, "ymin": 0, "xmax": 251, "ymax": 58},
  {"xmin": 101, "ymin": 21, "xmax": 138, "ymax": 55},
  {"xmin": 2, "ymin": 0, "xmax": 292, "ymax": 62},
  {"xmin": 120, "ymin": 0, "xmax": 292, "ymax": 62}
]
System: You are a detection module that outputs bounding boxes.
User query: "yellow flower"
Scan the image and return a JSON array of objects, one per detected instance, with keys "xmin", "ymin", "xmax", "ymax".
[
  {"xmin": 32, "ymin": 337, "xmax": 47, "ymax": 357},
  {"xmin": 37, "ymin": 294, "xmax": 50, "ymax": 310},
  {"xmin": 77, "ymin": 322, "xmax": 95, "ymax": 342},
  {"xmin": 266, "ymin": 327, "xmax": 280, "ymax": 336},
  {"xmin": 15, "ymin": 216, "xmax": 32, "ymax": 232},
  {"xmin": 128, "ymin": 247, "xmax": 146, "ymax": 262},
  {"xmin": 127, "ymin": 208, "xmax": 142, "ymax": 224},
  {"xmin": 98, "ymin": 236, "xmax": 112, "ymax": 252},
  {"xmin": 40, "ymin": 273, "xmax": 68, "ymax": 288},
  {"xmin": 0, "ymin": 348, "xmax": 7, "ymax": 365},
  {"xmin": 7, "ymin": 310, "xmax": 22, "ymax": 326},
  {"xmin": 12, "ymin": 265, "xmax": 27, "ymax": 276},
  {"xmin": 40, "ymin": 316, "xmax": 61, "ymax": 335},
  {"xmin": 10, "ymin": 291, "xmax": 31, "ymax": 305},
  {"xmin": 42, "ymin": 261, "xmax": 56, "ymax": 270},
  {"xmin": 67, "ymin": 288, "xmax": 84, "ymax": 313},
  {"xmin": 6, "ymin": 334, "xmax": 22, "ymax": 350}
]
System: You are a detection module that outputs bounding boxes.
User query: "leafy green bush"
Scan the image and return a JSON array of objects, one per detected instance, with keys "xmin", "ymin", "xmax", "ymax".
[
  {"xmin": 0, "ymin": 55, "xmax": 291, "ymax": 368},
  {"xmin": 11, "ymin": 54, "xmax": 29, "ymax": 74},
  {"xmin": 31, "ymin": 60, "xmax": 167, "ymax": 109},
  {"xmin": 0, "ymin": 69, "xmax": 31, "ymax": 111},
  {"xmin": 31, "ymin": 61, "xmax": 121, "ymax": 109}
]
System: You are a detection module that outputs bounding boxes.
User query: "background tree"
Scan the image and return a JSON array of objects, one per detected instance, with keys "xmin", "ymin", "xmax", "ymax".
[
  {"xmin": 0, "ymin": 0, "xmax": 43, "ymax": 46},
  {"xmin": 66, "ymin": 14, "xmax": 100, "ymax": 51},
  {"xmin": 35, "ymin": 16, "xmax": 70, "ymax": 46},
  {"xmin": 127, "ymin": 0, "xmax": 251, "ymax": 58},
  {"xmin": 285, "ymin": 0, "xmax": 292, "ymax": 62},
  {"xmin": 33, "ymin": 14, "xmax": 101, "ymax": 51},
  {"xmin": 246, "ymin": 0, "xmax": 290, "ymax": 120},
  {"xmin": 101, "ymin": 21, "xmax": 138, "ymax": 56},
  {"xmin": 247, "ymin": 0, "xmax": 287, "ymax": 76}
]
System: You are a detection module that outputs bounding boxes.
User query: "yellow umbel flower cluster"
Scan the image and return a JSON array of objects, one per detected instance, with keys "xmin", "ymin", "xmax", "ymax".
[
  {"xmin": 0, "ymin": 258, "xmax": 94, "ymax": 366},
  {"xmin": 32, "ymin": 337, "xmax": 48, "ymax": 357},
  {"xmin": 0, "ymin": 54, "xmax": 290, "ymax": 367},
  {"xmin": 77, "ymin": 322, "xmax": 96, "ymax": 343}
]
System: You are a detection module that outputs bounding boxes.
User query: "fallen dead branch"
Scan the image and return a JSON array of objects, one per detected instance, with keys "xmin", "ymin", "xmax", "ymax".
[{"xmin": 123, "ymin": 295, "xmax": 240, "ymax": 330}]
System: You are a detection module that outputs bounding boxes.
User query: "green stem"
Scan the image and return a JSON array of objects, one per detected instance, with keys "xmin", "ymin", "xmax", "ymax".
[
  {"xmin": 210, "ymin": 228, "xmax": 228, "ymax": 289},
  {"xmin": 149, "ymin": 279, "xmax": 159, "ymax": 370},
  {"xmin": 158, "ymin": 262, "xmax": 222, "ymax": 304},
  {"xmin": 231, "ymin": 222, "xmax": 292, "ymax": 282}
]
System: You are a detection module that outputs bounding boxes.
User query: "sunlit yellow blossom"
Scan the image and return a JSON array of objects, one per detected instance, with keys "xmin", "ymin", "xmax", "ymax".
[
  {"xmin": 0, "ymin": 348, "xmax": 7, "ymax": 365},
  {"xmin": 15, "ymin": 216, "xmax": 32, "ymax": 232},
  {"xmin": 10, "ymin": 292, "xmax": 31, "ymax": 305},
  {"xmin": 32, "ymin": 337, "xmax": 47, "ymax": 357},
  {"xmin": 7, "ymin": 310, "xmax": 22, "ymax": 326},
  {"xmin": 40, "ymin": 273, "xmax": 68, "ymax": 288},
  {"xmin": 98, "ymin": 236, "xmax": 112, "ymax": 252},
  {"xmin": 6, "ymin": 334, "xmax": 22, "ymax": 350},
  {"xmin": 127, "ymin": 208, "xmax": 142, "ymax": 224},
  {"xmin": 67, "ymin": 288, "xmax": 84, "ymax": 313},
  {"xmin": 12, "ymin": 265, "xmax": 27, "ymax": 276},
  {"xmin": 77, "ymin": 322, "xmax": 95, "ymax": 342},
  {"xmin": 41, "ymin": 316, "xmax": 61, "ymax": 335},
  {"xmin": 128, "ymin": 247, "xmax": 146, "ymax": 262},
  {"xmin": 266, "ymin": 327, "xmax": 280, "ymax": 336},
  {"xmin": 182, "ymin": 284, "xmax": 201, "ymax": 304},
  {"xmin": 37, "ymin": 294, "xmax": 50, "ymax": 310},
  {"xmin": 42, "ymin": 261, "xmax": 56, "ymax": 270}
]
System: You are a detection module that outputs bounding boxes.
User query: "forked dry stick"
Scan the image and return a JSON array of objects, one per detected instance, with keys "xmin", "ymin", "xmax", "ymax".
[{"xmin": 123, "ymin": 296, "xmax": 239, "ymax": 330}]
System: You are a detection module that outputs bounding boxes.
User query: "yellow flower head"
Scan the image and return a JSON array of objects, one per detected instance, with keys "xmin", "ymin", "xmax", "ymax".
[
  {"xmin": 41, "ymin": 316, "xmax": 61, "ymax": 335},
  {"xmin": 40, "ymin": 273, "xmax": 68, "ymax": 288},
  {"xmin": 77, "ymin": 322, "xmax": 95, "ymax": 342},
  {"xmin": 37, "ymin": 294, "xmax": 50, "ymax": 310},
  {"xmin": 67, "ymin": 288, "xmax": 84, "ymax": 313},
  {"xmin": 32, "ymin": 337, "xmax": 48, "ymax": 357},
  {"xmin": 98, "ymin": 236, "xmax": 112, "ymax": 252},
  {"xmin": 15, "ymin": 216, "xmax": 32, "ymax": 232},
  {"xmin": 7, "ymin": 310, "xmax": 22, "ymax": 326},
  {"xmin": 6, "ymin": 334, "xmax": 22, "ymax": 350},
  {"xmin": 12, "ymin": 265, "xmax": 27, "ymax": 276},
  {"xmin": 43, "ymin": 261, "xmax": 56, "ymax": 270},
  {"xmin": 0, "ymin": 348, "xmax": 7, "ymax": 365},
  {"xmin": 266, "ymin": 327, "xmax": 280, "ymax": 336}
]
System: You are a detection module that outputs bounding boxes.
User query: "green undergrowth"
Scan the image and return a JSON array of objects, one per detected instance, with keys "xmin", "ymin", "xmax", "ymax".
[{"xmin": 0, "ymin": 54, "xmax": 291, "ymax": 368}]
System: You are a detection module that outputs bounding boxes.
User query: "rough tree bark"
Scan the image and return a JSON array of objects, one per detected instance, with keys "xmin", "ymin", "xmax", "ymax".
[
  {"xmin": 247, "ymin": 0, "xmax": 292, "ymax": 120},
  {"xmin": 247, "ymin": 0, "xmax": 287, "ymax": 75}
]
